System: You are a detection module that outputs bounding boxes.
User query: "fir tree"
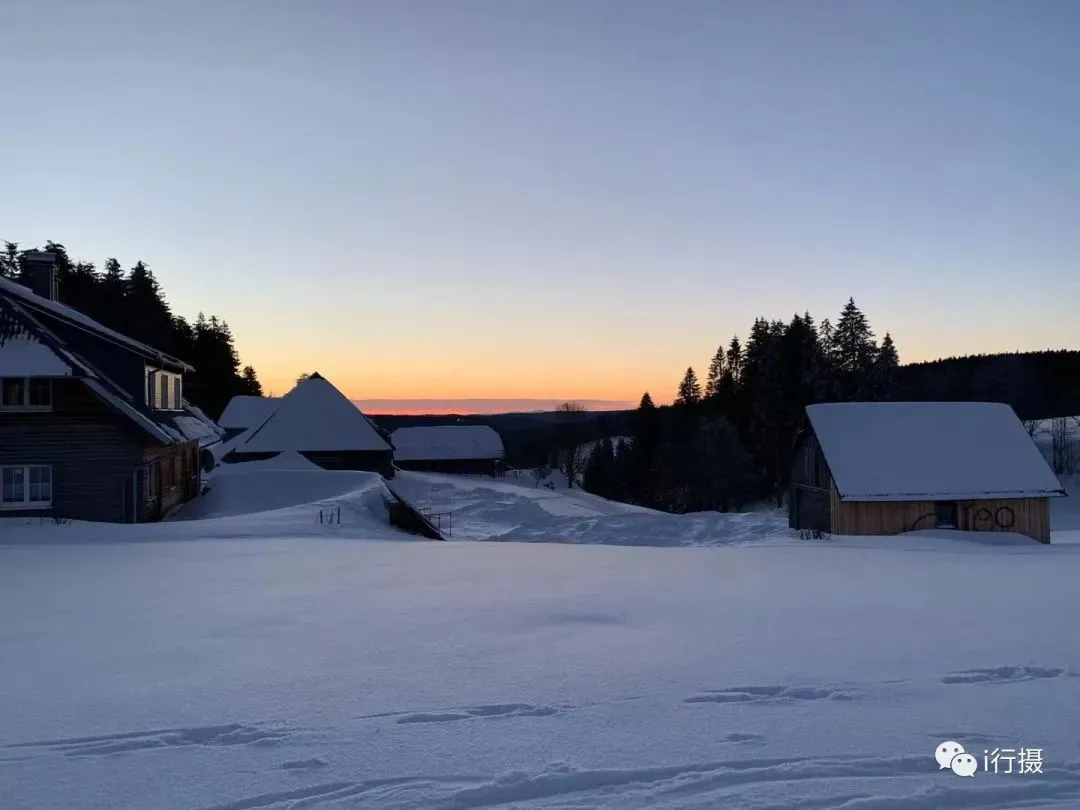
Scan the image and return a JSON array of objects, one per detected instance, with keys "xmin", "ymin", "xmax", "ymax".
[
  {"xmin": 0, "ymin": 241, "xmax": 19, "ymax": 279},
  {"xmin": 871, "ymin": 332, "xmax": 900, "ymax": 400},
  {"xmin": 725, "ymin": 336, "xmax": 742, "ymax": 384},
  {"xmin": 240, "ymin": 365, "xmax": 263, "ymax": 396},
  {"xmin": 704, "ymin": 343, "xmax": 726, "ymax": 398},
  {"xmin": 675, "ymin": 367, "xmax": 702, "ymax": 406}
]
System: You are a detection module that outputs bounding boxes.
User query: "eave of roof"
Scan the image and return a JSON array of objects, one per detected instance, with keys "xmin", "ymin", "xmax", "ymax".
[{"xmin": 0, "ymin": 275, "xmax": 193, "ymax": 372}]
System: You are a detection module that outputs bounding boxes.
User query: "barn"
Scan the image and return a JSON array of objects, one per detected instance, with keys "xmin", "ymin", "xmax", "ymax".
[
  {"xmin": 391, "ymin": 425, "xmax": 505, "ymax": 475},
  {"xmin": 788, "ymin": 401, "xmax": 1066, "ymax": 543},
  {"xmin": 222, "ymin": 373, "xmax": 394, "ymax": 476}
]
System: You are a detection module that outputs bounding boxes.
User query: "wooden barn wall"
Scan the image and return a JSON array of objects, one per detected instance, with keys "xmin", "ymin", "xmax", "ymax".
[
  {"xmin": 828, "ymin": 486, "xmax": 1051, "ymax": 544},
  {"xmin": 829, "ymin": 489, "xmax": 937, "ymax": 536},
  {"xmin": 957, "ymin": 497, "xmax": 1050, "ymax": 544}
]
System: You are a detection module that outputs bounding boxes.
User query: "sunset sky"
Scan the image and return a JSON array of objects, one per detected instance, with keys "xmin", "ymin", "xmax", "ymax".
[{"xmin": 2, "ymin": 0, "xmax": 1078, "ymax": 413}]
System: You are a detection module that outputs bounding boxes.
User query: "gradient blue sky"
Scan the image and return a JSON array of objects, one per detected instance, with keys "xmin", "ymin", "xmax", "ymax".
[{"xmin": 2, "ymin": 0, "xmax": 1077, "ymax": 410}]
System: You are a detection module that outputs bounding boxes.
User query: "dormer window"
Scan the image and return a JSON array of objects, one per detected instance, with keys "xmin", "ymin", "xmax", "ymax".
[
  {"xmin": 0, "ymin": 378, "xmax": 52, "ymax": 411},
  {"xmin": 145, "ymin": 368, "xmax": 183, "ymax": 410}
]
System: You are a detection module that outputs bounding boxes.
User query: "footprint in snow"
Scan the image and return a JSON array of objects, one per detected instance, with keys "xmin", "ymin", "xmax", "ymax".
[
  {"xmin": 396, "ymin": 703, "xmax": 561, "ymax": 725},
  {"xmin": 684, "ymin": 685, "xmax": 856, "ymax": 705},
  {"xmin": 1, "ymin": 723, "xmax": 294, "ymax": 759},
  {"xmin": 940, "ymin": 666, "xmax": 1065, "ymax": 685}
]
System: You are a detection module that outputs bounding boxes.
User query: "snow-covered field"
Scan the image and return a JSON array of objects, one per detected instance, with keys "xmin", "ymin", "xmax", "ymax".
[{"xmin": 2, "ymin": 432, "xmax": 1079, "ymax": 808}]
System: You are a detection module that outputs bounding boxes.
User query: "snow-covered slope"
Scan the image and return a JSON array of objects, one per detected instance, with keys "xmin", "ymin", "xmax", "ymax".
[
  {"xmin": 389, "ymin": 471, "xmax": 790, "ymax": 546},
  {"xmin": 3, "ymin": 440, "xmax": 1080, "ymax": 809},
  {"xmin": 3, "ymin": 526, "xmax": 1080, "ymax": 809}
]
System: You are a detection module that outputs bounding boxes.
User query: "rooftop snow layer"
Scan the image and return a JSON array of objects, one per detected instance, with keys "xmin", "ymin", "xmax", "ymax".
[
  {"xmin": 218, "ymin": 395, "xmax": 280, "ymax": 429},
  {"xmin": 168, "ymin": 413, "xmax": 225, "ymax": 447},
  {"xmin": 391, "ymin": 425, "xmax": 505, "ymax": 461},
  {"xmin": 807, "ymin": 401, "xmax": 1067, "ymax": 501},
  {"xmin": 235, "ymin": 373, "xmax": 392, "ymax": 454}
]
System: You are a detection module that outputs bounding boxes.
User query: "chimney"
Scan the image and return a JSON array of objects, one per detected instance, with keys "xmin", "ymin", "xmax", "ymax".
[{"xmin": 22, "ymin": 251, "xmax": 58, "ymax": 301}]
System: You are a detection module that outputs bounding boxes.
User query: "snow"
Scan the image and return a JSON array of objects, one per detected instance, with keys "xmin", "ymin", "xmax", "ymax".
[
  {"xmin": 167, "ymin": 411, "xmax": 225, "ymax": 448},
  {"xmin": 0, "ymin": 334, "xmax": 73, "ymax": 376},
  {"xmin": 391, "ymin": 425, "xmax": 505, "ymax": 461},
  {"xmin": 218, "ymin": 394, "xmax": 281, "ymax": 429},
  {"xmin": 390, "ymin": 471, "xmax": 790, "ymax": 546},
  {"xmin": 808, "ymin": 401, "xmax": 1066, "ymax": 501},
  {"xmin": 3, "ymin": 438, "xmax": 1080, "ymax": 808},
  {"xmin": 233, "ymin": 374, "xmax": 391, "ymax": 454}
]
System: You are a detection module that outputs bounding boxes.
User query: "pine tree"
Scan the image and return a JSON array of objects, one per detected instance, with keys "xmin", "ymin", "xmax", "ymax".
[
  {"xmin": 871, "ymin": 332, "xmax": 900, "ymax": 400},
  {"xmin": 704, "ymin": 344, "xmax": 726, "ymax": 398},
  {"xmin": 833, "ymin": 298, "xmax": 878, "ymax": 399},
  {"xmin": 675, "ymin": 367, "xmax": 702, "ymax": 406},
  {"xmin": 240, "ymin": 365, "xmax": 263, "ymax": 396},
  {"xmin": 725, "ymin": 336, "xmax": 742, "ymax": 384},
  {"xmin": 582, "ymin": 438, "xmax": 616, "ymax": 497},
  {"xmin": 626, "ymin": 393, "xmax": 659, "ymax": 505},
  {"xmin": 0, "ymin": 241, "xmax": 19, "ymax": 279}
]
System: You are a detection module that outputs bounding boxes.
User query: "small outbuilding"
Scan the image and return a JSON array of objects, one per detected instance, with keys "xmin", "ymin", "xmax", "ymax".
[
  {"xmin": 217, "ymin": 395, "xmax": 280, "ymax": 441},
  {"xmin": 223, "ymin": 373, "xmax": 394, "ymax": 476},
  {"xmin": 391, "ymin": 425, "xmax": 505, "ymax": 475},
  {"xmin": 788, "ymin": 401, "xmax": 1066, "ymax": 543}
]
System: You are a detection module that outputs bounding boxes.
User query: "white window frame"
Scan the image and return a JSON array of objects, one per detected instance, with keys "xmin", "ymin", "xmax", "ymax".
[
  {"xmin": 0, "ymin": 465, "xmax": 53, "ymax": 510},
  {"xmin": 146, "ymin": 368, "xmax": 157, "ymax": 408},
  {"xmin": 0, "ymin": 378, "xmax": 52, "ymax": 411},
  {"xmin": 145, "ymin": 370, "xmax": 183, "ymax": 411}
]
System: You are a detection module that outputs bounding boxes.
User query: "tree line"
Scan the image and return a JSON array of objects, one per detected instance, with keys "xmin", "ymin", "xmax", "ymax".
[
  {"xmin": 1, "ymin": 240, "xmax": 262, "ymax": 419},
  {"xmin": 572, "ymin": 299, "xmax": 1080, "ymax": 514}
]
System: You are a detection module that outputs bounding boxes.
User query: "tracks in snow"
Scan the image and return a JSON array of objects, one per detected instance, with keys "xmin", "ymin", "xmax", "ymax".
[{"xmin": 5, "ymin": 664, "xmax": 1080, "ymax": 809}]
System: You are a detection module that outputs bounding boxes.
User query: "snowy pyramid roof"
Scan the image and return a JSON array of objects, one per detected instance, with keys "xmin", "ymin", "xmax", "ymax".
[
  {"xmin": 218, "ymin": 395, "xmax": 281, "ymax": 429},
  {"xmin": 391, "ymin": 425, "xmax": 505, "ymax": 461},
  {"xmin": 806, "ymin": 401, "xmax": 1066, "ymax": 502},
  {"xmin": 234, "ymin": 373, "xmax": 391, "ymax": 453}
]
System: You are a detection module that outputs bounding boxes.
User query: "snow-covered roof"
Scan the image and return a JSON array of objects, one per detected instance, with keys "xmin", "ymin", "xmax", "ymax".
[
  {"xmin": 0, "ymin": 274, "xmax": 192, "ymax": 372},
  {"xmin": 391, "ymin": 425, "xmax": 505, "ymax": 461},
  {"xmin": 806, "ymin": 401, "xmax": 1067, "ymax": 502},
  {"xmin": 218, "ymin": 395, "xmax": 280, "ymax": 429},
  {"xmin": 234, "ymin": 373, "xmax": 392, "ymax": 454},
  {"xmin": 165, "ymin": 402, "xmax": 226, "ymax": 448}
]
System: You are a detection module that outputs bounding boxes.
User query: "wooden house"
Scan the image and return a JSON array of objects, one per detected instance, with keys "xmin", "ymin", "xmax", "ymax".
[
  {"xmin": 0, "ymin": 252, "xmax": 222, "ymax": 523},
  {"xmin": 222, "ymin": 372, "xmax": 394, "ymax": 475},
  {"xmin": 391, "ymin": 425, "xmax": 505, "ymax": 475},
  {"xmin": 789, "ymin": 401, "xmax": 1066, "ymax": 543}
]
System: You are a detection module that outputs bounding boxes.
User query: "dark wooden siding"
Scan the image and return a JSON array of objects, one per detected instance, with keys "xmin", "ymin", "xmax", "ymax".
[
  {"xmin": 0, "ymin": 379, "xmax": 147, "ymax": 522},
  {"xmin": 394, "ymin": 458, "xmax": 500, "ymax": 476},
  {"xmin": 33, "ymin": 316, "xmax": 150, "ymax": 400},
  {"xmin": 140, "ymin": 441, "xmax": 200, "ymax": 520},
  {"xmin": 302, "ymin": 450, "xmax": 394, "ymax": 477},
  {"xmin": 788, "ymin": 429, "xmax": 833, "ymax": 531}
]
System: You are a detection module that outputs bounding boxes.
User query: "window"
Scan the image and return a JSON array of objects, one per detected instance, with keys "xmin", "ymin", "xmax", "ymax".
[
  {"xmin": 0, "ymin": 378, "xmax": 51, "ymax": 410},
  {"xmin": 935, "ymin": 501, "xmax": 958, "ymax": 529},
  {"xmin": 1, "ymin": 465, "xmax": 52, "ymax": 509},
  {"xmin": 145, "ymin": 370, "xmax": 183, "ymax": 410}
]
